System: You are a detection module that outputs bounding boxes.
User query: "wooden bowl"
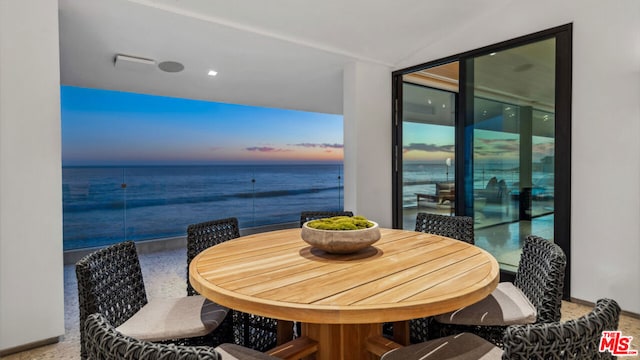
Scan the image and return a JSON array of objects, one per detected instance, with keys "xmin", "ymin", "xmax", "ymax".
[{"xmin": 300, "ymin": 221, "xmax": 381, "ymax": 254}]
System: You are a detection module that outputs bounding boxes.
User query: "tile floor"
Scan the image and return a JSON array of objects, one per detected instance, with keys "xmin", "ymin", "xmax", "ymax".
[
  {"xmin": 3, "ymin": 246, "xmax": 639, "ymax": 359},
  {"xmin": 402, "ymin": 205, "xmax": 553, "ymax": 272}
]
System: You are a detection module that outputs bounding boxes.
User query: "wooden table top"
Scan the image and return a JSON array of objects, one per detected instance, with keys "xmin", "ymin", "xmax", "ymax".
[{"xmin": 189, "ymin": 227, "xmax": 499, "ymax": 324}]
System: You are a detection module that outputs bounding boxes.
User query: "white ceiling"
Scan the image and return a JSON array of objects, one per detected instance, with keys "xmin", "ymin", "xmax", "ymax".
[{"xmin": 58, "ymin": 0, "xmax": 508, "ymax": 115}]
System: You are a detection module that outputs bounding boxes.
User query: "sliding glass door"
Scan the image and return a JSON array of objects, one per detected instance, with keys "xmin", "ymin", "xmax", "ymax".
[
  {"xmin": 393, "ymin": 25, "xmax": 571, "ymax": 293},
  {"xmin": 399, "ymin": 82, "xmax": 456, "ymax": 230},
  {"xmin": 465, "ymin": 38, "xmax": 557, "ymax": 271}
]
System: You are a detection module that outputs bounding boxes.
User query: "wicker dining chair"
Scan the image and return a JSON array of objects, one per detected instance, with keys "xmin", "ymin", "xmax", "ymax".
[
  {"xmin": 430, "ymin": 235, "xmax": 567, "ymax": 346},
  {"xmin": 299, "ymin": 210, "xmax": 354, "ymax": 227},
  {"xmin": 186, "ymin": 217, "xmax": 280, "ymax": 352},
  {"xmin": 404, "ymin": 213, "xmax": 475, "ymax": 343},
  {"xmin": 76, "ymin": 241, "xmax": 232, "ymax": 360},
  {"xmin": 381, "ymin": 298, "xmax": 621, "ymax": 360},
  {"xmin": 186, "ymin": 217, "xmax": 241, "ymax": 296},
  {"xmin": 414, "ymin": 212, "xmax": 474, "ymax": 245},
  {"xmin": 84, "ymin": 312, "xmax": 280, "ymax": 360}
]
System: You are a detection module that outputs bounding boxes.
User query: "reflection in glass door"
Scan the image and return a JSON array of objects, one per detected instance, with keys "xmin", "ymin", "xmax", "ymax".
[
  {"xmin": 466, "ymin": 38, "xmax": 556, "ymax": 272},
  {"xmin": 400, "ymin": 82, "xmax": 456, "ymax": 230},
  {"xmin": 393, "ymin": 25, "xmax": 571, "ymax": 295}
]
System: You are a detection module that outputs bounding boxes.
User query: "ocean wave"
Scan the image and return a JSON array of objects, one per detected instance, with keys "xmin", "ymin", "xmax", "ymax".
[{"xmin": 63, "ymin": 185, "xmax": 342, "ymax": 212}]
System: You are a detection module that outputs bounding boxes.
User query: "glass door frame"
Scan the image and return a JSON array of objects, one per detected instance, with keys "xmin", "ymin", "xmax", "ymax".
[{"xmin": 392, "ymin": 24, "xmax": 572, "ymax": 299}]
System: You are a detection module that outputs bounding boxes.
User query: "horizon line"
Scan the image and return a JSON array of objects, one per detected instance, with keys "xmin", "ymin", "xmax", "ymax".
[{"xmin": 62, "ymin": 161, "xmax": 344, "ymax": 167}]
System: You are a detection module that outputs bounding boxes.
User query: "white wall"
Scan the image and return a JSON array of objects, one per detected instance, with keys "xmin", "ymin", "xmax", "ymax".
[
  {"xmin": 393, "ymin": 0, "xmax": 640, "ymax": 313},
  {"xmin": 0, "ymin": 0, "xmax": 65, "ymax": 351},
  {"xmin": 343, "ymin": 62, "xmax": 393, "ymax": 228}
]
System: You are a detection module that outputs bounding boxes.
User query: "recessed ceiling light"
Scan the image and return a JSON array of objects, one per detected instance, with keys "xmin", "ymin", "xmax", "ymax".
[{"xmin": 208, "ymin": 70, "xmax": 218, "ymax": 76}]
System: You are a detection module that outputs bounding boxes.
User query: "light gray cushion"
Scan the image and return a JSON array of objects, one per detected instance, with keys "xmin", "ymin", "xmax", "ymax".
[
  {"xmin": 215, "ymin": 343, "xmax": 278, "ymax": 360},
  {"xmin": 381, "ymin": 333, "xmax": 503, "ymax": 360},
  {"xmin": 434, "ymin": 282, "xmax": 536, "ymax": 326},
  {"xmin": 116, "ymin": 295, "xmax": 228, "ymax": 341}
]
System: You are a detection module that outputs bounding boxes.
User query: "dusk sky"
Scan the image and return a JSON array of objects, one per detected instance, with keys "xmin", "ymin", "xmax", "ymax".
[
  {"xmin": 61, "ymin": 86, "xmax": 344, "ymax": 166},
  {"xmin": 61, "ymin": 86, "xmax": 553, "ymax": 167},
  {"xmin": 403, "ymin": 122, "xmax": 454, "ymax": 163},
  {"xmin": 403, "ymin": 122, "xmax": 554, "ymax": 164}
]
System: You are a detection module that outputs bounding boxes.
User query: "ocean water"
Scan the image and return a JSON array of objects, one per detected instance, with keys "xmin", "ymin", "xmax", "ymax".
[{"xmin": 62, "ymin": 164, "xmax": 344, "ymax": 250}]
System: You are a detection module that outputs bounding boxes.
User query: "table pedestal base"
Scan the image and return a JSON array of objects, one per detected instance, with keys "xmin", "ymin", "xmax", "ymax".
[{"xmin": 302, "ymin": 323, "xmax": 380, "ymax": 360}]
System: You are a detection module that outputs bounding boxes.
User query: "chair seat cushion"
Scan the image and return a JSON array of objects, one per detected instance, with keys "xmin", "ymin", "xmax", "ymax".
[
  {"xmin": 434, "ymin": 282, "xmax": 536, "ymax": 326},
  {"xmin": 116, "ymin": 295, "xmax": 228, "ymax": 342},
  {"xmin": 381, "ymin": 333, "xmax": 503, "ymax": 360},
  {"xmin": 215, "ymin": 343, "xmax": 278, "ymax": 360}
]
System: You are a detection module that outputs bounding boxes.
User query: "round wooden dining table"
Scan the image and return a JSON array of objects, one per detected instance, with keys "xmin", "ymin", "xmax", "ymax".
[{"xmin": 189, "ymin": 227, "xmax": 499, "ymax": 360}]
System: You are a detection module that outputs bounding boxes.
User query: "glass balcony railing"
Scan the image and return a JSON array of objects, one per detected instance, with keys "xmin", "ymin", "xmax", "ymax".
[{"xmin": 62, "ymin": 164, "xmax": 344, "ymax": 251}]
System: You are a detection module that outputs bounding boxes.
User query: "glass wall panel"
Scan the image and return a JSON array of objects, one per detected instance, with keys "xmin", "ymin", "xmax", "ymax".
[
  {"xmin": 248, "ymin": 164, "xmax": 344, "ymax": 227},
  {"xmin": 467, "ymin": 38, "xmax": 556, "ymax": 272},
  {"xmin": 400, "ymin": 82, "xmax": 456, "ymax": 229},
  {"xmin": 62, "ymin": 165, "xmax": 344, "ymax": 250},
  {"xmin": 62, "ymin": 167, "xmax": 126, "ymax": 250}
]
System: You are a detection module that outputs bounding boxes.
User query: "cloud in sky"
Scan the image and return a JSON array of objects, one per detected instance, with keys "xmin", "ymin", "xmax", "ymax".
[
  {"xmin": 291, "ymin": 143, "xmax": 344, "ymax": 149},
  {"xmin": 403, "ymin": 143, "xmax": 454, "ymax": 153},
  {"xmin": 476, "ymin": 138, "xmax": 555, "ymax": 159},
  {"xmin": 245, "ymin": 146, "xmax": 292, "ymax": 153},
  {"xmin": 533, "ymin": 142, "xmax": 554, "ymax": 155},
  {"xmin": 475, "ymin": 139, "xmax": 516, "ymax": 152},
  {"xmin": 477, "ymin": 138, "xmax": 519, "ymax": 150}
]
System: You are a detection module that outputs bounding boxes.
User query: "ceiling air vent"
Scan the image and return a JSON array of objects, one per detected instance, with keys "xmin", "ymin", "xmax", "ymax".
[{"xmin": 114, "ymin": 54, "xmax": 156, "ymax": 71}]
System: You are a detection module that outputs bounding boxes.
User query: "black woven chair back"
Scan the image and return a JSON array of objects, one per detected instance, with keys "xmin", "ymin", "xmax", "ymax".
[
  {"xmin": 186, "ymin": 217, "xmax": 240, "ymax": 296},
  {"xmin": 514, "ymin": 235, "xmax": 567, "ymax": 323},
  {"xmin": 405, "ymin": 214, "xmax": 473, "ymax": 341},
  {"xmin": 76, "ymin": 241, "xmax": 147, "ymax": 359},
  {"xmin": 84, "ymin": 313, "xmax": 221, "ymax": 360},
  {"xmin": 299, "ymin": 211, "xmax": 354, "ymax": 227},
  {"xmin": 502, "ymin": 298, "xmax": 621, "ymax": 359},
  {"xmin": 414, "ymin": 213, "xmax": 474, "ymax": 245},
  {"xmin": 232, "ymin": 312, "xmax": 280, "ymax": 352},
  {"xmin": 186, "ymin": 217, "xmax": 278, "ymax": 351}
]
